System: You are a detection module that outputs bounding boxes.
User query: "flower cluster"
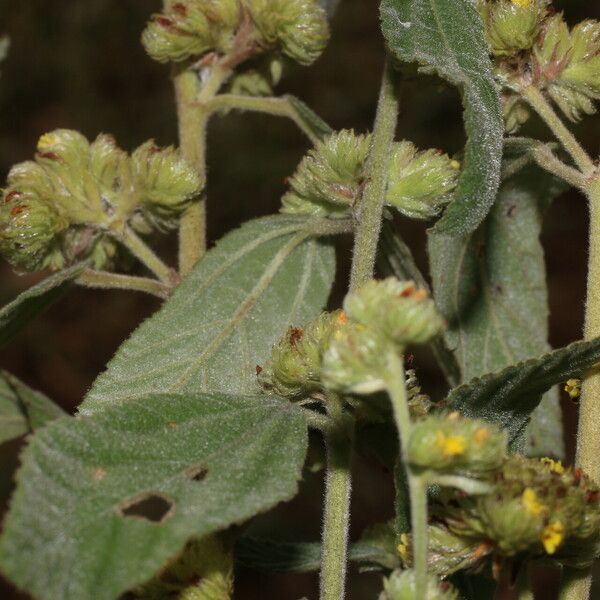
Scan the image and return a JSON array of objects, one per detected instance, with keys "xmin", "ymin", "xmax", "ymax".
[
  {"xmin": 281, "ymin": 130, "xmax": 459, "ymax": 221},
  {"xmin": 0, "ymin": 130, "xmax": 202, "ymax": 272},
  {"xmin": 142, "ymin": 0, "xmax": 330, "ymax": 68},
  {"xmin": 477, "ymin": 0, "xmax": 600, "ymax": 124},
  {"xmin": 379, "ymin": 569, "xmax": 458, "ymax": 600}
]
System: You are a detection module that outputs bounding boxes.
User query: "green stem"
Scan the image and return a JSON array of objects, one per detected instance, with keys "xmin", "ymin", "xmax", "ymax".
[
  {"xmin": 174, "ymin": 64, "xmax": 230, "ymax": 276},
  {"xmin": 568, "ymin": 176, "xmax": 600, "ymax": 600},
  {"xmin": 559, "ymin": 567, "xmax": 591, "ymax": 600},
  {"xmin": 384, "ymin": 351, "xmax": 428, "ymax": 599},
  {"xmin": 208, "ymin": 94, "xmax": 323, "ymax": 145},
  {"xmin": 117, "ymin": 227, "xmax": 178, "ymax": 286},
  {"xmin": 531, "ymin": 144, "xmax": 588, "ymax": 191},
  {"xmin": 349, "ymin": 57, "xmax": 399, "ymax": 291},
  {"xmin": 76, "ymin": 269, "xmax": 170, "ymax": 299},
  {"xmin": 521, "ymin": 85, "xmax": 595, "ymax": 176},
  {"xmin": 320, "ymin": 396, "xmax": 353, "ymax": 600}
]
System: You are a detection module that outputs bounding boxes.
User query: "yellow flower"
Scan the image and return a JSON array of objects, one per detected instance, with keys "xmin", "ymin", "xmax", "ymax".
[
  {"xmin": 37, "ymin": 133, "xmax": 59, "ymax": 150},
  {"xmin": 564, "ymin": 378, "xmax": 581, "ymax": 399},
  {"xmin": 436, "ymin": 432, "xmax": 467, "ymax": 457},
  {"xmin": 512, "ymin": 0, "xmax": 531, "ymax": 6},
  {"xmin": 541, "ymin": 521, "xmax": 564, "ymax": 554},
  {"xmin": 397, "ymin": 533, "xmax": 410, "ymax": 562},
  {"xmin": 540, "ymin": 457, "xmax": 565, "ymax": 475},
  {"xmin": 450, "ymin": 159, "xmax": 461, "ymax": 170},
  {"xmin": 522, "ymin": 488, "xmax": 545, "ymax": 516}
]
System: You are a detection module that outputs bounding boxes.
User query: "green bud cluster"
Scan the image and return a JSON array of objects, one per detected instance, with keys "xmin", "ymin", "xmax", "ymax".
[
  {"xmin": 281, "ymin": 131, "xmax": 459, "ymax": 221},
  {"xmin": 379, "ymin": 569, "xmax": 458, "ymax": 600},
  {"xmin": 258, "ymin": 310, "xmax": 346, "ymax": 399},
  {"xmin": 476, "ymin": 0, "xmax": 550, "ymax": 57},
  {"xmin": 502, "ymin": 93, "xmax": 532, "ymax": 134},
  {"xmin": 398, "ymin": 523, "xmax": 489, "ymax": 578},
  {"xmin": 385, "ymin": 142, "xmax": 459, "ymax": 220},
  {"xmin": 281, "ymin": 130, "xmax": 371, "ymax": 218},
  {"xmin": 533, "ymin": 15, "xmax": 600, "ymax": 121},
  {"xmin": 433, "ymin": 456, "xmax": 600, "ymax": 565},
  {"xmin": 142, "ymin": 0, "xmax": 329, "ymax": 68},
  {"xmin": 0, "ymin": 129, "xmax": 202, "ymax": 272},
  {"xmin": 407, "ymin": 413, "xmax": 507, "ymax": 478}
]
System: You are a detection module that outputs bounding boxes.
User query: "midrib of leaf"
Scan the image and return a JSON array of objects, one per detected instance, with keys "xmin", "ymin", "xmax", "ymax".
[{"xmin": 169, "ymin": 231, "xmax": 309, "ymax": 392}]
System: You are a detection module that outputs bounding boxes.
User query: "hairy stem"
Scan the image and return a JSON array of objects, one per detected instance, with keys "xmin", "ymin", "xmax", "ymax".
[
  {"xmin": 349, "ymin": 57, "xmax": 399, "ymax": 291},
  {"xmin": 174, "ymin": 64, "xmax": 230, "ymax": 276},
  {"xmin": 208, "ymin": 94, "xmax": 323, "ymax": 144},
  {"xmin": 76, "ymin": 269, "xmax": 170, "ymax": 299},
  {"xmin": 320, "ymin": 396, "xmax": 353, "ymax": 600},
  {"xmin": 521, "ymin": 85, "xmax": 595, "ymax": 176},
  {"xmin": 559, "ymin": 567, "xmax": 591, "ymax": 600},
  {"xmin": 384, "ymin": 351, "xmax": 428, "ymax": 599},
  {"xmin": 531, "ymin": 144, "xmax": 588, "ymax": 191},
  {"xmin": 568, "ymin": 176, "xmax": 600, "ymax": 600},
  {"xmin": 118, "ymin": 227, "xmax": 178, "ymax": 286}
]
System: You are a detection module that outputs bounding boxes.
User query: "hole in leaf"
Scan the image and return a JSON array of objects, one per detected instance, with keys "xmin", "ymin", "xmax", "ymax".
[
  {"xmin": 185, "ymin": 465, "xmax": 209, "ymax": 482},
  {"xmin": 119, "ymin": 492, "xmax": 174, "ymax": 523}
]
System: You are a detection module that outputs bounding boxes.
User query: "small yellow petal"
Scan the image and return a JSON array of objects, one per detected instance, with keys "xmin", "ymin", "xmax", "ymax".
[
  {"xmin": 37, "ymin": 133, "xmax": 58, "ymax": 149},
  {"xmin": 542, "ymin": 521, "xmax": 564, "ymax": 555},
  {"xmin": 437, "ymin": 431, "xmax": 467, "ymax": 457},
  {"xmin": 540, "ymin": 457, "xmax": 565, "ymax": 475},
  {"xmin": 397, "ymin": 533, "xmax": 410, "ymax": 562},
  {"xmin": 564, "ymin": 378, "xmax": 581, "ymax": 399},
  {"xmin": 512, "ymin": 0, "xmax": 531, "ymax": 7},
  {"xmin": 522, "ymin": 488, "xmax": 545, "ymax": 516},
  {"xmin": 450, "ymin": 159, "xmax": 461, "ymax": 170}
]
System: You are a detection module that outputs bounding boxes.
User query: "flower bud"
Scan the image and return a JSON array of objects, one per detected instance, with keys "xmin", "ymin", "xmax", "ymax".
[
  {"xmin": 259, "ymin": 310, "xmax": 344, "ymax": 399},
  {"xmin": 246, "ymin": 0, "xmax": 330, "ymax": 66},
  {"xmin": 0, "ymin": 190, "xmax": 68, "ymax": 271},
  {"xmin": 141, "ymin": 0, "xmax": 240, "ymax": 64},
  {"xmin": 407, "ymin": 413, "xmax": 507, "ymax": 478},
  {"xmin": 131, "ymin": 141, "xmax": 204, "ymax": 231},
  {"xmin": 379, "ymin": 569, "xmax": 458, "ymax": 600},
  {"xmin": 534, "ymin": 16, "xmax": 600, "ymax": 121},
  {"xmin": 343, "ymin": 278, "xmax": 446, "ymax": 348},
  {"xmin": 385, "ymin": 142, "xmax": 459, "ymax": 220},
  {"xmin": 503, "ymin": 94, "xmax": 531, "ymax": 133},
  {"xmin": 228, "ymin": 70, "xmax": 274, "ymax": 97},
  {"xmin": 281, "ymin": 130, "xmax": 370, "ymax": 218},
  {"xmin": 321, "ymin": 322, "xmax": 391, "ymax": 395},
  {"xmin": 477, "ymin": 0, "xmax": 550, "ymax": 57}
]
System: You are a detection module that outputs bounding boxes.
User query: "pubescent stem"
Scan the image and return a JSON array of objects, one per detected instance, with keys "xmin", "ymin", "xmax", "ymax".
[
  {"xmin": 320, "ymin": 395, "xmax": 353, "ymax": 600},
  {"xmin": 531, "ymin": 144, "xmax": 588, "ymax": 191},
  {"xmin": 207, "ymin": 94, "xmax": 323, "ymax": 145},
  {"xmin": 174, "ymin": 63, "xmax": 231, "ymax": 277},
  {"xmin": 77, "ymin": 269, "xmax": 170, "ymax": 299},
  {"xmin": 568, "ymin": 175, "xmax": 600, "ymax": 600},
  {"xmin": 384, "ymin": 351, "xmax": 428, "ymax": 599},
  {"xmin": 349, "ymin": 56, "xmax": 399, "ymax": 291},
  {"xmin": 116, "ymin": 226, "xmax": 179, "ymax": 287},
  {"xmin": 558, "ymin": 567, "xmax": 591, "ymax": 600},
  {"xmin": 521, "ymin": 85, "xmax": 595, "ymax": 176}
]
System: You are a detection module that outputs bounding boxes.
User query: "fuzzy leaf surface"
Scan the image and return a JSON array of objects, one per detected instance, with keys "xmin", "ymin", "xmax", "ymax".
[
  {"xmin": 82, "ymin": 216, "xmax": 335, "ymax": 414},
  {"xmin": 380, "ymin": 0, "xmax": 503, "ymax": 234},
  {"xmin": 0, "ymin": 371, "xmax": 65, "ymax": 444},
  {"xmin": 0, "ymin": 263, "xmax": 86, "ymax": 348},
  {"xmin": 446, "ymin": 337, "xmax": 600, "ymax": 443},
  {"xmin": 0, "ymin": 393, "xmax": 308, "ymax": 600},
  {"xmin": 429, "ymin": 163, "xmax": 567, "ymax": 455}
]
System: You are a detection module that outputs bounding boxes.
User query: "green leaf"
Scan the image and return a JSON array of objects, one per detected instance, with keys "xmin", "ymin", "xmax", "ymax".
[
  {"xmin": 0, "ymin": 263, "xmax": 86, "ymax": 348},
  {"xmin": 285, "ymin": 94, "xmax": 333, "ymax": 142},
  {"xmin": 429, "ymin": 163, "xmax": 567, "ymax": 455},
  {"xmin": 81, "ymin": 216, "xmax": 335, "ymax": 414},
  {"xmin": 0, "ymin": 393, "xmax": 308, "ymax": 600},
  {"xmin": 0, "ymin": 371, "xmax": 65, "ymax": 444},
  {"xmin": 380, "ymin": 0, "xmax": 503, "ymax": 235},
  {"xmin": 446, "ymin": 337, "xmax": 600, "ymax": 444}
]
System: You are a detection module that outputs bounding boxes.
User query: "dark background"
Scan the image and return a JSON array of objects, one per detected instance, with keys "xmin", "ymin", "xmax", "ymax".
[{"xmin": 0, "ymin": 0, "xmax": 599, "ymax": 598}]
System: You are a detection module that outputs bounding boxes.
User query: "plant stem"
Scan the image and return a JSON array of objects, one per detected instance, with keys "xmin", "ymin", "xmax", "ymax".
[
  {"xmin": 320, "ymin": 395, "xmax": 353, "ymax": 600},
  {"xmin": 208, "ymin": 94, "xmax": 323, "ymax": 144},
  {"xmin": 521, "ymin": 85, "xmax": 595, "ymax": 176},
  {"xmin": 531, "ymin": 144, "xmax": 588, "ymax": 191},
  {"xmin": 559, "ymin": 567, "xmax": 591, "ymax": 600},
  {"xmin": 76, "ymin": 269, "xmax": 170, "ymax": 299},
  {"xmin": 117, "ymin": 227, "xmax": 178, "ymax": 286},
  {"xmin": 174, "ymin": 64, "xmax": 230, "ymax": 276},
  {"xmin": 384, "ymin": 351, "xmax": 428, "ymax": 599},
  {"xmin": 568, "ymin": 176, "xmax": 600, "ymax": 600},
  {"xmin": 349, "ymin": 57, "xmax": 399, "ymax": 291}
]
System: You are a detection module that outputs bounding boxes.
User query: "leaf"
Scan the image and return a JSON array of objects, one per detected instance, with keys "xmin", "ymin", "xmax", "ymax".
[
  {"xmin": 81, "ymin": 216, "xmax": 335, "ymax": 414},
  {"xmin": 0, "ymin": 393, "xmax": 308, "ymax": 600},
  {"xmin": 0, "ymin": 371, "xmax": 65, "ymax": 444},
  {"xmin": 236, "ymin": 537, "xmax": 397, "ymax": 573},
  {"xmin": 0, "ymin": 263, "xmax": 86, "ymax": 348},
  {"xmin": 446, "ymin": 337, "xmax": 600, "ymax": 444},
  {"xmin": 429, "ymin": 163, "xmax": 568, "ymax": 455},
  {"xmin": 284, "ymin": 94, "xmax": 333, "ymax": 142},
  {"xmin": 380, "ymin": 0, "xmax": 503, "ymax": 235}
]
